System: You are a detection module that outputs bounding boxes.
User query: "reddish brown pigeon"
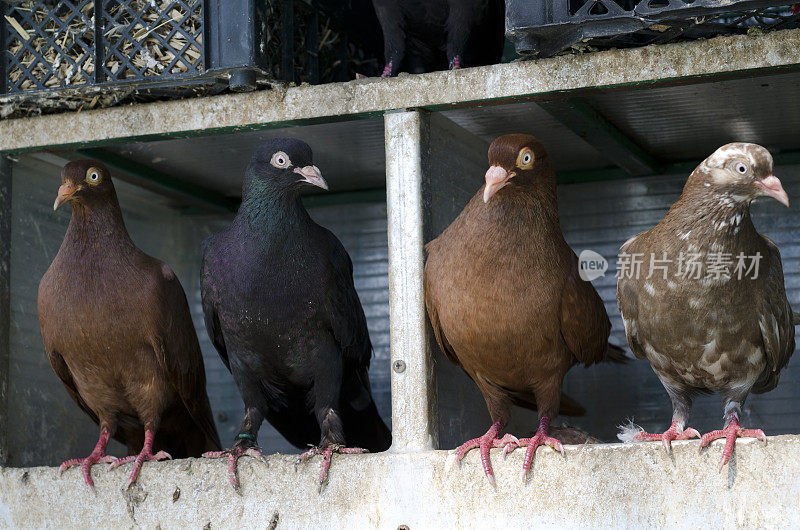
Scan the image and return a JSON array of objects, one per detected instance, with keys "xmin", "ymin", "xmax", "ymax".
[
  {"xmin": 424, "ymin": 134, "xmax": 624, "ymax": 484},
  {"xmin": 38, "ymin": 160, "xmax": 220, "ymax": 489},
  {"xmin": 617, "ymin": 143, "xmax": 797, "ymax": 468}
]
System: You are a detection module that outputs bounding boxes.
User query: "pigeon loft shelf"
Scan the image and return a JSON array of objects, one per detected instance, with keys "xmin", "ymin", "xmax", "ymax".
[
  {"xmin": 0, "ymin": 0, "xmax": 381, "ymax": 110},
  {"xmin": 506, "ymin": 0, "xmax": 800, "ymax": 57},
  {"xmin": 2, "ymin": 29, "xmax": 800, "ymax": 527}
]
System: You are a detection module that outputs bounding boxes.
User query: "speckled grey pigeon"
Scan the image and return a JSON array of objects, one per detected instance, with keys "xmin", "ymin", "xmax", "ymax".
[{"xmin": 617, "ymin": 143, "xmax": 797, "ymax": 468}]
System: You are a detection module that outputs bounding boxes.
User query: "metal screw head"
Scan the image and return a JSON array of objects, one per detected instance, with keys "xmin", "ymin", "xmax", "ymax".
[{"xmin": 393, "ymin": 360, "xmax": 406, "ymax": 373}]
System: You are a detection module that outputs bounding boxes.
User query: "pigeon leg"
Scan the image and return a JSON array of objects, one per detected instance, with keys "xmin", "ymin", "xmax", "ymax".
[
  {"xmin": 445, "ymin": 0, "xmax": 472, "ymax": 70},
  {"xmin": 297, "ymin": 405, "xmax": 368, "ymax": 491},
  {"xmin": 501, "ymin": 416, "xmax": 565, "ymax": 481},
  {"xmin": 297, "ymin": 443, "xmax": 368, "ymax": 491},
  {"xmin": 632, "ymin": 421, "xmax": 702, "ymax": 451},
  {"xmin": 454, "ymin": 421, "xmax": 517, "ymax": 486},
  {"xmin": 373, "ymin": 0, "xmax": 405, "ymax": 77},
  {"xmin": 59, "ymin": 428, "xmax": 117, "ymax": 491},
  {"xmin": 108, "ymin": 428, "xmax": 171, "ymax": 487},
  {"xmin": 203, "ymin": 407, "xmax": 265, "ymax": 490},
  {"xmin": 633, "ymin": 382, "xmax": 700, "ymax": 452},
  {"xmin": 699, "ymin": 399, "xmax": 766, "ymax": 470}
]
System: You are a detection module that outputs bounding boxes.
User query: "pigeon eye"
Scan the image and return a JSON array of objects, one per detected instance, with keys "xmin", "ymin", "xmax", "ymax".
[
  {"xmin": 734, "ymin": 162, "xmax": 749, "ymax": 174},
  {"xmin": 270, "ymin": 151, "xmax": 291, "ymax": 169},
  {"xmin": 85, "ymin": 167, "xmax": 101, "ymax": 185},
  {"xmin": 517, "ymin": 148, "xmax": 534, "ymax": 168}
]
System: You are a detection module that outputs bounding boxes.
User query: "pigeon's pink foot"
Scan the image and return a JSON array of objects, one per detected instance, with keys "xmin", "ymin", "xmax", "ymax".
[
  {"xmin": 634, "ymin": 421, "xmax": 701, "ymax": 452},
  {"xmin": 59, "ymin": 429, "xmax": 116, "ymax": 491},
  {"xmin": 455, "ymin": 422, "xmax": 518, "ymax": 486},
  {"xmin": 203, "ymin": 441, "xmax": 266, "ymax": 490},
  {"xmin": 699, "ymin": 419, "xmax": 766, "ymax": 470},
  {"xmin": 108, "ymin": 429, "xmax": 171, "ymax": 487},
  {"xmin": 449, "ymin": 55, "xmax": 462, "ymax": 70},
  {"xmin": 381, "ymin": 61, "xmax": 393, "ymax": 78},
  {"xmin": 501, "ymin": 417, "xmax": 565, "ymax": 481},
  {"xmin": 297, "ymin": 444, "xmax": 367, "ymax": 491}
]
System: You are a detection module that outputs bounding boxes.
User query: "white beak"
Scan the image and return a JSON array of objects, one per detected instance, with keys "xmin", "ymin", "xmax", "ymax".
[{"xmin": 293, "ymin": 165, "xmax": 328, "ymax": 191}]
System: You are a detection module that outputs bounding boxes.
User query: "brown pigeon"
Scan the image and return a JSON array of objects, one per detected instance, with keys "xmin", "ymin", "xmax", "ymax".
[
  {"xmin": 424, "ymin": 134, "xmax": 624, "ymax": 483},
  {"xmin": 616, "ymin": 143, "xmax": 797, "ymax": 468},
  {"xmin": 37, "ymin": 160, "xmax": 221, "ymax": 489}
]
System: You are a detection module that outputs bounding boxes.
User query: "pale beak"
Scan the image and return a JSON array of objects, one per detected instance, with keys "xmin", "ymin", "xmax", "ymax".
[
  {"xmin": 53, "ymin": 183, "xmax": 78, "ymax": 210},
  {"xmin": 483, "ymin": 165, "xmax": 514, "ymax": 203},
  {"xmin": 756, "ymin": 175, "xmax": 789, "ymax": 207},
  {"xmin": 293, "ymin": 165, "xmax": 328, "ymax": 191}
]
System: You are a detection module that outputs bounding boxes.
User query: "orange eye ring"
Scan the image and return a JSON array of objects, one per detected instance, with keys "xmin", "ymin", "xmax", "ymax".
[
  {"xmin": 516, "ymin": 148, "xmax": 534, "ymax": 170},
  {"xmin": 85, "ymin": 167, "xmax": 102, "ymax": 185}
]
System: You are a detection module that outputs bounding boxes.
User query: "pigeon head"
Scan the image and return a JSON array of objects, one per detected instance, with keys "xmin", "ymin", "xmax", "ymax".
[
  {"xmin": 54, "ymin": 159, "xmax": 115, "ymax": 211},
  {"xmin": 694, "ymin": 143, "xmax": 788, "ymax": 208},
  {"xmin": 243, "ymin": 138, "xmax": 328, "ymax": 199},
  {"xmin": 483, "ymin": 134, "xmax": 552, "ymax": 203}
]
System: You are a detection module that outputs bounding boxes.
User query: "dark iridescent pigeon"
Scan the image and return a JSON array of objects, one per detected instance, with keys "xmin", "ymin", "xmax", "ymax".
[
  {"xmin": 200, "ymin": 138, "xmax": 391, "ymax": 490},
  {"xmin": 372, "ymin": 0, "xmax": 504, "ymax": 76}
]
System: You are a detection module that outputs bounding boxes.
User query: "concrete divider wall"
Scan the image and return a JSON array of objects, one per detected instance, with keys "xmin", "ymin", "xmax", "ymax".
[{"xmin": 1, "ymin": 436, "xmax": 798, "ymax": 528}]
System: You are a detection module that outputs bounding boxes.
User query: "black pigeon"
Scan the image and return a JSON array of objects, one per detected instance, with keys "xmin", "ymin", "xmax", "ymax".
[
  {"xmin": 200, "ymin": 138, "xmax": 391, "ymax": 489},
  {"xmin": 372, "ymin": 0, "xmax": 505, "ymax": 76}
]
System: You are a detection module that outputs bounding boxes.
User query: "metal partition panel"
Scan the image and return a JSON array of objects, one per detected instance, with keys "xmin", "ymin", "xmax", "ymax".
[
  {"xmin": 385, "ymin": 110, "xmax": 438, "ymax": 451},
  {"xmin": 0, "ymin": 157, "xmax": 11, "ymax": 465}
]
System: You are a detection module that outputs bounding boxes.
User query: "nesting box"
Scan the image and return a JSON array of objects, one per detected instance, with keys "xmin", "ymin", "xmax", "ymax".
[
  {"xmin": 0, "ymin": 0, "xmax": 381, "ymax": 100},
  {"xmin": 505, "ymin": 0, "xmax": 800, "ymax": 57}
]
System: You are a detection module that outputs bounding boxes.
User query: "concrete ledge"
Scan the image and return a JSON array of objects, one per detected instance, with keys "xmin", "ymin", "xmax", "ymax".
[
  {"xmin": 1, "ymin": 435, "xmax": 798, "ymax": 528},
  {"xmin": 1, "ymin": 29, "xmax": 800, "ymax": 154}
]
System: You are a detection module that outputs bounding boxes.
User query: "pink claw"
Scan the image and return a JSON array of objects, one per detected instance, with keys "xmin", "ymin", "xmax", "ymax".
[
  {"xmin": 699, "ymin": 419, "xmax": 767, "ymax": 470},
  {"xmin": 455, "ymin": 422, "xmax": 519, "ymax": 486},
  {"xmin": 59, "ymin": 430, "xmax": 117, "ymax": 491},
  {"xmin": 203, "ymin": 445, "xmax": 266, "ymax": 490},
  {"xmin": 108, "ymin": 429, "xmax": 171, "ymax": 487},
  {"xmin": 455, "ymin": 422, "xmax": 499, "ymax": 485},
  {"xmin": 297, "ymin": 444, "xmax": 367, "ymax": 491},
  {"xmin": 635, "ymin": 421, "xmax": 701, "ymax": 453},
  {"xmin": 381, "ymin": 61, "xmax": 393, "ymax": 78},
  {"xmin": 501, "ymin": 417, "xmax": 565, "ymax": 482},
  {"xmin": 450, "ymin": 55, "xmax": 462, "ymax": 70}
]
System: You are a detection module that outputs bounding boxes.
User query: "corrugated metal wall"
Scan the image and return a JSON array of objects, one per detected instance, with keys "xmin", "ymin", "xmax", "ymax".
[
  {"xmin": 434, "ymin": 166, "xmax": 800, "ymax": 448},
  {"xmin": 7, "ymin": 155, "xmax": 390, "ymax": 466}
]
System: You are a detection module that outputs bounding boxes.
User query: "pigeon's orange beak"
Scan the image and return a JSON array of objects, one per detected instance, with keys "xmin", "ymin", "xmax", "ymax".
[
  {"xmin": 484, "ymin": 165, "xmax": 515, "ymax": 203},
  {"xmin": 54, "ymin": 182, "xmax": 78, "ymax": 210},
  {"xmin": 293, "ymin": 165, "xmax": 328, "ymax": 191},
  {"xmin": 756, "ymin": 175, "xmax": 789, "ymax": 207}
]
